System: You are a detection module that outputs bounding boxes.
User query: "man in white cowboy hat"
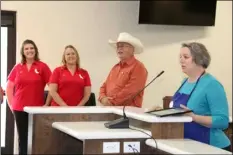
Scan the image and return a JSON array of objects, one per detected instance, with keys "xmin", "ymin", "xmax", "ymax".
[{"xmin": 98, "ymin": 32, "xmax": 148, "ymax": 107}]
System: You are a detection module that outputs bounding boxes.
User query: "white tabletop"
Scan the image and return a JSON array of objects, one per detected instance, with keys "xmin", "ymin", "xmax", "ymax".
[
  {"xmin": 146, "ymin": 139, "xmax": 232, "ymax": 154},
  {"xmin": 24, "ymin": 106, "xmax": 193, "ymax": 123},
  {"xmin": 52, "ymin": 121, "xmax": 152, "ymax": 140},
  {"xmin": 24, "ymin": 106, "xmax": 114, "ymax": 114},
  {"xmin": 114, "ymin": 106, "xmax": 192, "ymax": 123}
]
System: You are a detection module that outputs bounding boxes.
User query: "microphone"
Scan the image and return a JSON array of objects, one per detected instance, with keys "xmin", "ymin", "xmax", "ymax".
[{"xmin": 104, "ymin": 70, "xmax": 165, "ymax": 129}]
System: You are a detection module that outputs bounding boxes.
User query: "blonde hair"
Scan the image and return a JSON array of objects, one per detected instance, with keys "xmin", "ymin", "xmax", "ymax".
[{"xmin": 62, "ymin": 45, "xmax": 80, "ymax": 68}]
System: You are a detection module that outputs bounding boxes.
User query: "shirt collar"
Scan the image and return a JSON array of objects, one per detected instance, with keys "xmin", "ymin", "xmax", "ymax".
[
  {"xmin": 21, "ymin": 60, "xmax": 39, "ymax": 66},
  {"xmin": 119, "ymin": 56, "xmax": 136, "ymax": 66},
  {"xmin": 62, "ymin": 65, "xmax": 80, "ymax": 71}
]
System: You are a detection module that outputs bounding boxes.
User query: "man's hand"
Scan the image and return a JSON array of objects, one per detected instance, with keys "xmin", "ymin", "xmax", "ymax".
[{"xmin": 101, "ymin": 97, "xmax": 113, "ymax": 106}]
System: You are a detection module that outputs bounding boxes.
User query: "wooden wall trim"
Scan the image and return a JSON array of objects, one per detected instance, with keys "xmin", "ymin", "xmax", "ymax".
[{"xmin": 1, "ymin": 10, "xmax": 17, "ymax": 155}]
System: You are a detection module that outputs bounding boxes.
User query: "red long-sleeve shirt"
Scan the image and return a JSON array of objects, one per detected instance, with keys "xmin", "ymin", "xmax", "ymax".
[{"xmin": 99, "ymin": 56, "xmax": 148, "ymax": 107}]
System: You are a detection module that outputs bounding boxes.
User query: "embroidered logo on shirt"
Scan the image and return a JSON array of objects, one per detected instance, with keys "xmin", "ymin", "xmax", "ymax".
[
  {"xmin": 79, "ymin": 74, "xmax": 84, "ymax": 79},
  {"xmin": 35, "ymin": 69, "xmax": 39, "ymax": 74}
]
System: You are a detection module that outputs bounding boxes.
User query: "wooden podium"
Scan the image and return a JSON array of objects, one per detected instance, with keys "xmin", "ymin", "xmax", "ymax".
[
  {"xmin": 24, "ymin": 106, "xmax": 192, "ymax": 154},
  {"xmin": 51, "ymin": 121, "xmax": 153, "ymax": 154}
]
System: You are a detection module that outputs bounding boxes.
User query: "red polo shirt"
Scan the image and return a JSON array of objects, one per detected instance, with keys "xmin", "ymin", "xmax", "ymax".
[
  {"xmin": 49, "ymin": 66, "xmax": 91, "ymax": 106},
  {"xmin": 8, "ymin": 61, "xmax": 51, "ymax": 111}
]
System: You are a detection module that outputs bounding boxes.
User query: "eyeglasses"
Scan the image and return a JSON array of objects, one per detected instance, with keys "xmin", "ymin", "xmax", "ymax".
[{"xmin": 116, "ymin": 44, "xmax": 133, "ymax": 49}]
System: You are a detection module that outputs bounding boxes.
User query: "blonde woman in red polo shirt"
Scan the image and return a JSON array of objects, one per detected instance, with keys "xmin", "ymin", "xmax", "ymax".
[
  {"xmin": 48, "ymin": 45, "xmax": 91, "ymax": 106},
  {"xmin": 6, "ymin": 39, "xmax": 51, "ymax": 155}
]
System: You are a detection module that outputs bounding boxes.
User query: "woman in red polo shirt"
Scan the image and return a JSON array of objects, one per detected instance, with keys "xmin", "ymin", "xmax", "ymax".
[
  {"xmin": 6, "ymin": 39, "xmax": 51, "ymax": 155},
  {"xmin": 48, "ymin": 45, "xmax": 91, "ymax": 106}
]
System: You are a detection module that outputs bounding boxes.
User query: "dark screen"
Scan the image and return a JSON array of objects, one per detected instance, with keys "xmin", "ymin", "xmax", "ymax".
[{"xmin": 139, "ymin": 1, "xmax": 217, "ymax": 26}]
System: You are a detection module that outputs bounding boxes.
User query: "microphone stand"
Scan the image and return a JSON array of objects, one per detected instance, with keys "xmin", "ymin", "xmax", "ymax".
[{"xmin": 105, "ymin": 71, "xmax": 165, "ymax": 129}]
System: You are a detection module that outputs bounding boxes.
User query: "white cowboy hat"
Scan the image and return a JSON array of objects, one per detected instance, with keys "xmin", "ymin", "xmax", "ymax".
[{"xmin": 108, "ymin": 32, "xmax": 144, "ymax": 54}]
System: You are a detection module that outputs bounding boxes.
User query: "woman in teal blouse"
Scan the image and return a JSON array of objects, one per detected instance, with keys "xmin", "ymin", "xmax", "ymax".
[{"xmin": 172, "ymin": 42, "xmax": 231, "ymax": 151}]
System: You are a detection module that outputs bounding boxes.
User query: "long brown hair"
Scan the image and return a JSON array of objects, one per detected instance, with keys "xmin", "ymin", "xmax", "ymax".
[
  {"xmin": 20, "ymin": 39, "xmax": 40, "ymax": 63},
  {"xmin": 62, "ymin": 45, "xmax": 80, "ymax": 68}
]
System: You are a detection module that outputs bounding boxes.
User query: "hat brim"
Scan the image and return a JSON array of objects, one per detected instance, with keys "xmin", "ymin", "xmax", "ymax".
[{"xmin": 108, "ymin": 39, "xmax": 143, "ymax": 54}]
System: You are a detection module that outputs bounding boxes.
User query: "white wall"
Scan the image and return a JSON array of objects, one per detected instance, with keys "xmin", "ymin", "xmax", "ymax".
[{"xmin": 2, "ymin": 1, "xmax": 232, "ymax": 115}]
